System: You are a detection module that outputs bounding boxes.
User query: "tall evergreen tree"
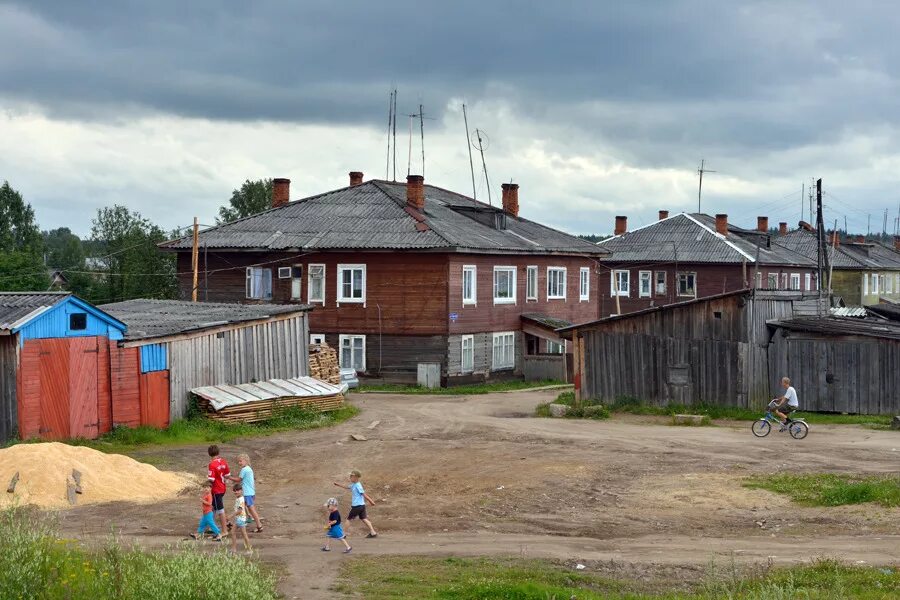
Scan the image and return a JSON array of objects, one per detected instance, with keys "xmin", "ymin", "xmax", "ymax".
[{"xmin": 0, "ymin": 181, "xmax": 48, "ymax": 291}]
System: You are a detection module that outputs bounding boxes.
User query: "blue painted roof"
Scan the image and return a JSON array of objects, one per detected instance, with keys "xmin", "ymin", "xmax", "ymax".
[{"xmin": 0, "ymin": 292, "xmax": 127, "ymax": 341}]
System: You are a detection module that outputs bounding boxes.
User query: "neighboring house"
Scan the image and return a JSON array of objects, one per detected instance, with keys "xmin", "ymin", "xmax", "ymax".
[
  {"xmin": 47, "ymin": 269, "xmax": 69, "ymax": 290},
  {"xmin": 160, "ymin": 173, "xmax": 607, "ymax": 384},
  {"xmin": 594, "ymin": 213, "xmax": 818, "ymax": 316},
  {"xmin": 776, "ymin": 228, "xmax": 900, "ymax": 306}
]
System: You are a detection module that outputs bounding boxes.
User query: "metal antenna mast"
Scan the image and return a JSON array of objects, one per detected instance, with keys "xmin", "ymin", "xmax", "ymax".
[
  {"xmin": 462, "ymin": 104, "xmax": 477, "ymax": 200},
  {"xmin": 385, "ymin": 89, "xmax": 394, "ymax": 180},
  {"xmin": 419, "ymin": 104, "xmax": 426, "ymax": 178},
  {"xmin": 392, "ymin": 90, "xmax": 397, "ymax": 181},
  {"xmin": 407, "ymin": 114, "xmax": 413, "ymax": 177},
  {"xmin": 697, "ymin": 159, "xmax": 716, "ymax": 213},
  {"xmin": 472, "ymin": 129, "xmax": 492, "ymax": 206}
]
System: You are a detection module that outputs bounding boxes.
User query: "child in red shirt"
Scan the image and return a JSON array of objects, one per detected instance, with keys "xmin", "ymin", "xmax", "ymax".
[
  {"xmin": 207, "ymin": 445, "xmax": 231, "ymax": 535},
  {"xmin": 190, "ymin": 481, "xmax": 222, "ymax": 541}
]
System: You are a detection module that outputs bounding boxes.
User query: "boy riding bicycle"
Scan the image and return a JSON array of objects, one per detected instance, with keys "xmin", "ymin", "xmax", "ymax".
[{"xmin": 771, "ymin": 376, "xmax": 799, "ymax": 432}]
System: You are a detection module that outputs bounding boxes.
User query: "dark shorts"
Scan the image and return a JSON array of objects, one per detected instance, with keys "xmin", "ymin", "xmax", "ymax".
[
  {"xmin": 347, "ymin": 505, "xmax": 368, "ymax": 520},
  {"xmin": 780, "ymin": 404, "xmax": 797, "ymax": 415},
  {"xmin": 212, "ymin": 493, "xmax": 225, "ymax": 513}
]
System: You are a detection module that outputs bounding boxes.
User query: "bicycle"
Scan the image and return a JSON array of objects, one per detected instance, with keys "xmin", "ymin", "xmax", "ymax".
[{"xmin": 751, "ymin": 401, "xmax": 809, "ymax": 439}]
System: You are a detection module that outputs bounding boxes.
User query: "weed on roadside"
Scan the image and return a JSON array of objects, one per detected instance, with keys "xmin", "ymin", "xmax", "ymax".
[{"xmin": 744, "ymin": 473, "xmax": 900, "ymax": 507}]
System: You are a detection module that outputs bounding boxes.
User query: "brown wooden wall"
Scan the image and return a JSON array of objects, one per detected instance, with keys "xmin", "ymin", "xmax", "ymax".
[
  {"xmin": 447, "ymin": 254, "xmax": 599, "ymax": 334},
  {"xmin": 0, "ymin": 336, "xmax": 17, "ymax": 444},
  {"xmin": 596, "ymin": 262, "xmax": 816, "ymax": 316}
]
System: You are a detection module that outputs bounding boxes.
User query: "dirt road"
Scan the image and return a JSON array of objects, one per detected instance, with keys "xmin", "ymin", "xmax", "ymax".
[{"xmin": 57, "ymin": 390, "xmax": 900, "ymax": 598}]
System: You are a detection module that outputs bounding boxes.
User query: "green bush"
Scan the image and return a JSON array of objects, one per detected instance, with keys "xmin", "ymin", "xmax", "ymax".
[
  {"xmin": 536, "ymin": 392, "xmax": 609, "ymax": 420},
  {"xmin": 0, "ymin": 507, "xmax": 278, "ymax": 600}
]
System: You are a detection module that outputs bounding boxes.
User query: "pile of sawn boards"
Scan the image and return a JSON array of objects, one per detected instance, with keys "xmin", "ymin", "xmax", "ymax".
[
  {"xmin": 309, "ymin": 343, "xmax": 341, "ymax": 385},
  {"xmin": 192, "ymin": 377, "xmax": 344, "ymax": 424}
]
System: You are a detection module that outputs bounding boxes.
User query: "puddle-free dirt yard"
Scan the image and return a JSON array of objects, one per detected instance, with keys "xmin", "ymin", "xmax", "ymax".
[{"xmin": 56, "ymin": 390, "xmax": 900, "ymax": 598}]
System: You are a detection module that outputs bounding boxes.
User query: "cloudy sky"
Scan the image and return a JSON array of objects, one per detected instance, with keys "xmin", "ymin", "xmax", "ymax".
[{"xmin": 2, "ymin": 0, "xmax": 899, "ymax": 237}]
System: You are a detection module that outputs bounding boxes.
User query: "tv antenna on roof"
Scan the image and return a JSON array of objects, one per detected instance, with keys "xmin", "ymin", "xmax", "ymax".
[
  {"xmin": 697, "ymin": 159, "xmax": 716, "ymax": 213},
  {"xmin": 471, "ymin": 129, "xmax": 492, "ymax": 206}
]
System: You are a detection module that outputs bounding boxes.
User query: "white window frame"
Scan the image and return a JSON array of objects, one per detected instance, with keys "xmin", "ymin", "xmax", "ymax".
[
  {"xmin": 491, "ymin": 331, "xmax": 516, "ymax": 370},
  {"xmin": 863, "ymin": 273, "xmax": 869, "ymax": 295},
  {"xmin": 790, "ymin": 273, "xmax": 801, "ymax": 291},
  {"xmin": 493, "ymin": 266, "xmax": 517, "ymax": 305},
  {"xmin": 655, "ymin": 271, "xmax": 667, "ymax": 295},
  {"xmin": 526, "ymin": 265, "xmax": 538, "ymax": 301},
  {"xmin": 780, "ymin": 273, "xmax": 789, "ymax": 290},
  {"xmin": 290, "ymin": 265, "xmax": 303, "ymax": 300},
  {"xmin": 308, "ymin": 263, "xmax": 325, "ymax": 304},
  {"xmin": 310, "ymin": 333, "xmax": 325, "ymax": 345},
  {"xmin": 873, "ymin": 273, "xmax": 880, "ymax": 295},
  {"xmin": 461, "ymin": 334, "xmax": 474, "ymax": 373},
  {"xmin": 547, "ymin": 340, "xmax": 564, "ymax": 354},
  {"xmin": 462, "ymin": 265, "xmax": 477, "ymax": 306},
  {"xmin": 337, "ymin": 264, "xmax": 366, "ymax": 305},
  {"xmin": 610, "ymin": 270, "xmax": 630, "ymax": 297},
  {"xmin": 677, "ymin": 272, "xmax": 697, "ymax": 297},
  {"xmin": 639, "ymin": 270, "xmax": 652, "ymax": 298},
  {"xmin": 278, "ymin": 266, "xmax": 292, "ymax": 279},
  {"xmin": 767, "ymin": 273, "xmax": 778, "ymax": 289},
  {"xmin": 805, "ymin": 273, "xmax": 812, "ymax": 291},
  {"xmin": 338, "ymin": 334, "xmax": 366, "ymax": 371},
  {"xmin": 245, "ymin": 267, "xmax": 273, "ymax": 300},
  {"xmin": 546, "ymin": 267, "xmax": 567, "ymax": 300},
  {"xmin": 579, "ymin": 267, "xmax": 590, "ymax": 301}
]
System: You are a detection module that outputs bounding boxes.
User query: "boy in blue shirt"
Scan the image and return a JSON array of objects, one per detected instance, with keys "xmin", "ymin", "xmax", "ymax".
[
  {"xmin": 229, "ymin": 453, "xmax": 263, "ymax": 533},
  {"xmin": 333, "ymin": 469, "xmax": 378, "ymax": 538}
]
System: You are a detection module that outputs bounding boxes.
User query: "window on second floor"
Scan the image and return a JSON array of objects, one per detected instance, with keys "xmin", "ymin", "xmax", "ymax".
[
  {"xmin": 767, "ymin": 273, "xmax": 778, "ymax": 289},
  {"xmin": 579, "ymin": 267, "xmax": 590, "ymax": 301},
  {"xmin": 805, "ymin": 273, "xmax": 812, "ymax": 291},
  {"xmin": 526, "ymin": 266, "xmax": 538, "ymax": 301},
  {"xmin": 308, "ymin": 264, "xmax": 325, "ymax": 303},
  {"xmin": 655, "ymin": 271, "xmax": 667, "ymax": 295},
  {"xmin": 462, "ymin": 265, "xmax": 477, "ymax": 305},
  {"xmin": 790, "ymin": 273, "xmax": 801, "ymax": 291},
  {"xmin": 337, "ymin": 264, "xmax": 366, "ymax": 303},
  {"xmin": 611, "ymin": 270, "xmax": 629, "ymax": 297},
  {"xmin": 246, "ymin": 267, "xmax": 273, "ymax": 300},
  {"xmin": 493, "ymin": 266, "xmax": 516, "ymax": 304},
  {"xmin": 547, "ymin": 267, "xmax": 566, "ymax": 300},
  {"xmin": 639, "ymin": 271, "xmax": 652, "ymax": 297},
  {"xmin": 677, "ymin": 272, "xmax": 697, "ymax": 297}
]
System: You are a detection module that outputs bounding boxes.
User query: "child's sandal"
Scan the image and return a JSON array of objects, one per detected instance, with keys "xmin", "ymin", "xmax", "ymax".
[
  {"xmin": 254, "ymin": 526, "xmax": 264, "ymax": 533},
  {"xmin": 321, "ymin": 546, "xmax": 331, "ymax": 552},
  {"xmin": 189, "ymin": 533, "xmax": 199, "ymax": 540}
]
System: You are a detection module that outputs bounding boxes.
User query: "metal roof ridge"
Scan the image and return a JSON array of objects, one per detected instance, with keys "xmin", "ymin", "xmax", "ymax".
[
  {"xmin": 596, "ymin": 212, "xmax": 687, "ymax": 244},
  {"xmin": 682, "ymin": 213, "xmax": 756, "ymax": 262}
]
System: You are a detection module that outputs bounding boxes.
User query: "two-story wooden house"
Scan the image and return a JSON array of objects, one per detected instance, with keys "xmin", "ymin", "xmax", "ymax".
[
  {"xmin": 594, "ymin": 212, "xmax": 818, "ymax": 316},
  {"xmin": 161, "ymin": 173, "xmax": 606, "ymax": 384}
]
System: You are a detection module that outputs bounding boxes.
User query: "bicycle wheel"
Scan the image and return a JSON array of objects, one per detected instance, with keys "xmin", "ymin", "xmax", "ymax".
[
  {"xmin": 789, "ymin": 421, "xmax": 809, "ymax": 440},
  {"xmin": 751, "ymin": 419, "xmax": 771, "ymax": 437}
]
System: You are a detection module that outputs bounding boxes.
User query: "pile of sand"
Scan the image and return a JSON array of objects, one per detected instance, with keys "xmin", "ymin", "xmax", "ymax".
[{"xmin": 0, "ymin": 442, "xmax": 196, "ymax": 509}]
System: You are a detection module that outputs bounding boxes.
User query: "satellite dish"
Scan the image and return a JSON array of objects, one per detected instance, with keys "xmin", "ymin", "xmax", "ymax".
[{"xmin": 470, "ymin": 129, "xmax": 490, "ymax": 152}]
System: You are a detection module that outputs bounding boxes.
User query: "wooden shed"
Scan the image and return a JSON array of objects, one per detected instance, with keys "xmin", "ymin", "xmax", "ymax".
[
  {"xmin": 560, "ymin": 290, "xmax": 825, "ymax": 410},
  {"xmin": 0, "ymin": 293, "xmax": 126, "ymax": 443},
  {"xmin": 101, "ymin": 299, "xmax": 312, "ymax": 420}
]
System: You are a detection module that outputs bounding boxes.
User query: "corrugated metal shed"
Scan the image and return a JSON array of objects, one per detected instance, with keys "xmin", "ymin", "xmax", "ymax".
[
  {"xmin": 192, "ymin": 377, "xmax": 344, "ymax": 411},
  {"xmin": 159, "ymin": 180, "xmax": 606, "ymax": 256},
  {"xmin": 140, "ymin": 344, "xmax": 167, "ymax": 373},
  {"xmin": 829, "ymin": 306, "xmax": 868, "ymax": 318}
]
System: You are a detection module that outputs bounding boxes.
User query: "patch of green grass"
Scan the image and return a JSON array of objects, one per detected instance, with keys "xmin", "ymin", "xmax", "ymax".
[
  {"xmin": 359, "ymin": 379, "xmax": 567, "ymax": 395},
  {"xmin": 0, "ymin": 506, "xmax": 278, "ymax": 600},
  {"xmin": 9, "ymin": 404, "xmax": 359, "ymax": 455},
  {"xmin": 535, "ymin": 391, "xmax": 610, "ymax": 420},
  {"xmin": 744, "ymin": 473, "xmax": 900, "ymax": 507},
  {"xmin": 337, "ymin": 556, "xmax": 900, "ymax": 599}
]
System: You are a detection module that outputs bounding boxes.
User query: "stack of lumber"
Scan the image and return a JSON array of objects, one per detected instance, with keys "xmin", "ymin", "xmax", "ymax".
[
  {"xmin": 309, "ymin": 343, "xmax": 341, "ymax": 385},
  {"xmin": 192, "ymin": 377, "xmax": 344, "ymax": 424}
]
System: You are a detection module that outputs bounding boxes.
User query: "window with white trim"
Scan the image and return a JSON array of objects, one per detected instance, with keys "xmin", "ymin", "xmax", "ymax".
[
  {"xmin": 547, "ymin": 340, "xmax": 564, "ymax": 354},
  {"xmin": 790, "ymin": 273, "xmax": 801, "ymax": 291},
  {"xmin": 887, "ymin": 274, "xmax": 893, "ymax": 294},
  {"xmin": 611, "ymin": 270, "xmax": 629, "ymax": 296},
  {"xmin": 493, "ymin": 266, "xmax": 516, "ymax": 304},
  {"xmin": 655, "ymin": 271, "xmax": 667, "ymax": 295},
  {"xmin": 462, "ymin": 265, "xmax": 477, "ymax": 305},
  {"xmin": 492, "ymin": 331, "xmax": 515, "ymax": 370},
  {"xmin": 339, "ymin": 334, "xmax": 366, "ymax": 371},
  {"xmin": 677, "ymin": 272, "xmax": 697, "ymax": 297},
  {"xmin": 639, "ymin": 271, "xmax": 652, "ymax": 298},
  {"xmin": 873, "ymin": 273, "xmax": 880, "ymax": 295},
  {"xmin": 526, "ymin": 266, "xmax": 538, "ymax": 301},
  {"xmin": 310, "ymin": 333, "xmax": 325, "ymax": 345},
  {"xmin": 461, "ymin": 335, "xmax": 474, "ymax": 373},
  {"xmin": 767, "ymin": 273, "xmax": 778, "ymax": 289},
  {"xmin": 308, "ymin": 264, "xmax": 325, "ymax": 303},
  {"xmin": 547, "ymin": 267, "xmax": 566, "ymax": 300},
  {"xmin": 863, "ymin": 273, "xmax": 869, "ymax": 295},
  {"xmin": 755, "ymin": 272, "xmax": 762, "ymax": 289},
  {"xmin": 278, "ymin": 266, "xmax": 291, "ymax": 279},
  {"xmin": 805, "ymin": 273, "xmax": 812, "ymax": 291},
  {"xmin": 290, "ymin": 265, "xmax": 303, "ymax": 300},
  {"xmin": 245, "ymin": 267, "xmax": 272, "ymax": 300},
  {"xmin": 579, "ymin": 267, "xmax": 590, "ymax": 301},
  {"xmin": 780, "ymin": 273, "xmax": 789, "ymax": 290},
  {"xmin": 337, "ymin": 264, "xmax": 366, "ymax": 303}
]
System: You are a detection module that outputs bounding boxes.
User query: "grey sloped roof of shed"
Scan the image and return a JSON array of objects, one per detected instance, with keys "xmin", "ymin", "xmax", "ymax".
[
  {"xmin": 0, "ymin": 292, "xmax": 70, "ymax": 330},
  {"xmin": 597, "ymin": 213, "xmax": 816, "ymax": 267},
  {"xmin": 159, "ymin": 180, "xmax": 605, "ymax": 255},
  {"xmin": 100, "ymin": 299, "xmax": 310, "ymax": 341}
]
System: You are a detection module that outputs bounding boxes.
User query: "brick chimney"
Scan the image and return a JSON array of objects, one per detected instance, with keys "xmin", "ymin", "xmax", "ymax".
[
  {"xmin": 658, "ymin": 210, "xmax": 669, "ymax": 220},
  {"xmin": 830, "ymin": 231, "xmax": 840, "ymax": 246},
  {"xmin": 349, "ymin": 171, "xmax": 364, "ymax": 187},
  {"xmin": 406, "ymin": 175, "xmax": 425, "ymax": 211},
  {"xmin": 779, "ymin": 222, "xmax": 788, "ymax": 235},
  {"xmin": 855, "ymin": 235, "xmax": 865, "ymax": 243},
  {"xmin": 614, "ymin": 216, "xmax": 627, "ymax": 236},
  {"xmin": 895, "ymin": 236, "xmax": 900, "ymax": 251},
  {"xmin": 798, "ymin": 221, "xmax": 814, "ymax": 232},
  {"xmin": 715, "ymin": 214, "xmax": 728, "ymax": 236},
  {"xmin": 501, "ymin": 183, "xmax": 519, "ymax": 217},
  {"xmin": 272, "ymin": 178, "xmax": 290, "ymax": 208},
  {"xmin": 757, "ymin": 216, "xmax": 769, "ymax": 232}
]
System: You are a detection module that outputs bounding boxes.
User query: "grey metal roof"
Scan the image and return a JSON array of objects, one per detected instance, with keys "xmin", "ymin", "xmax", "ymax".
[
  {"xmin": 769, "ymin": 316, "xmax": 900, "ymax": 341},
  {"xmin": 0, "ymin": 292, "xmax": 70, "ymax": 331},
  {"xmin": 868, "ymin": 301, "xmax": 900, "ymax": 321},
  {"xmin": 521, "ymin": 312, "xmax": 574, "ymax": 330},
  {"xmin": 775, "ymin": 229, "xmax": 869, "ymax": 269},
  {"xmin": 597, "ymin": 213, "xmax": 816, "ymax": 267},
  {"xmin": 160, "ymin": 180, "xmax": 605, "ymax": 256},
  {"xmin": 839, "ymin": 241, "xmax": 900, "ymax": 270},
  {"xmin": 100, "ymin": 299, "xmax": 310, "ymax": 341}
]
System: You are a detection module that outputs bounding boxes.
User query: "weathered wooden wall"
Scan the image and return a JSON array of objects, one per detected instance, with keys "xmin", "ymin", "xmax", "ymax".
[
  {"xmin": 0, "ymin": 336, "xmax": 17, "ymax": 444},
  {"xmin": 166, "ymin": 313, "xmax": 310, "ymax": 418},
  {"xmin": 523, "ymin": 354, "xmax": 566, "ymax": 382},
  {"xmin": 768, "ymin": 330, "xmax": 900, "ymax": 414}
]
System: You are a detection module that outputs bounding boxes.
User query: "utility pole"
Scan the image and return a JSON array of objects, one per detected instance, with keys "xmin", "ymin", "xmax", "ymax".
[
  {"xmin": 884, "ymin": 208, "xmax": 889, "ymax": 237},
  {"xmin": 697, "ymin": 159, "xmax": 716, "ymax": 213},
  {"xmin": 191, "ymin": 217, "xmax": 199, "ymax": 302},
  {"xmin": 801, "ymin": 182, "xmax": 805, "ymax": 222},
  {"xmin": 815, "ymin": 179, "xmax": 825, "ymax": 298}
]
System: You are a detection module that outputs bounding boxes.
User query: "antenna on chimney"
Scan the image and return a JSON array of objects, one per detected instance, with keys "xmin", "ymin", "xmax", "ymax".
[
  {"xmin": 697, "ymin": 159, "xmax": 716, "ymax": 213},
  {"xmin": 462, "ymin": 104, "xmax": 477, "ymax": 200},
  {"xmin": 471, "ymin": 129, "xmax": 492, "ymax": 206},
  {"xmin": 406, "ymin": 104, "xmax": 434, "ymax": 179}
]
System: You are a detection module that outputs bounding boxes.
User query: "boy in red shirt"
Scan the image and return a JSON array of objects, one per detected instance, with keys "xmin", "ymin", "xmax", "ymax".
[
  {"xmin": 190, "ymin": 480, "xmax": 222, "ymax": 541},
  {"xmin": 207, "ymin": 445, "xmax": 231, "ymax": 536}
]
